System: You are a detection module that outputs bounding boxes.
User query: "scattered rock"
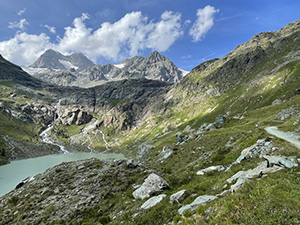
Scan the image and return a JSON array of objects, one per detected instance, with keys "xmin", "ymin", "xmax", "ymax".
[
  {"xmin": 170, "ymin": 190, "xmax": 189, "ymax": 205},
  {"xmin": 215, "ymin": 115, "xmax": 227, "ymax": 128},
  {"xmin": 272, "ymin": 99, "xmax": 283, "ymax": 105},
  {"xmin": 228, "ymin": 154, "xmax": 297, "ymax": 192},
  {"xmin": 197, "ymin": 151, "xmax": 213, "ymax": 162},
  {"xmin": 159, "ymin": 146, "xmax": 173, "ymax": 161},
  {"xmin": 275, "ymin": 106, "xmax": 298, "ymax": 120},
  {"xmin": 176, "ymin": 133, "xmax": 188, "ymax": 145},
  {"xmin": 137, "ymin": 143, "xmax": 155, "ymax": 160},
  {"xmin": 178, "ymin": 195, "xmax": 217, "ymax": 215},
  {"xmin": 264, "ymin": 155, "xmax": 299, "ymax": 168},
  {"xmin": 15, "ymin": 176, "xmax": 34, "ymax": 189},
  {"xmin": 235, "ymin": 138, "xmax": 274, "ymax": 164},
  {"xmin": 132, "ymin": 173, "xmax": 170, "ymax": 200},
  {"xmin": 77, "ymin": 165, "xmax": 85, "ymax": 170},
  {"xmin": 233, "ymin": 115, "xmax": 245, "ymax": 120},
  {"xmin": 126, "ymin": 160, "xmax": 138, "ymax": 169},
  {"xmin": 196, "ymin": 165, "xmax": 226, "ymax": 175},
  {"xmin": 141, "ymin": 194, "xmax": 167, "ymax": 209}
]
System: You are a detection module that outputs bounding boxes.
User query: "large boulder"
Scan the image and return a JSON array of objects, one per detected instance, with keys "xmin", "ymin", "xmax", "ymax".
[
  {"xmin": 140, "ymin": 194, "xmax": 167, "ymax": 209},
  {"xmin": 178, "ymin": 195, "xmax": 217, "ymax": 215},
  {"xmin": 263, "ymin": 155, "xmax": 299, "ymax": 168},
  {"xmin": 170, "ymin": 190, "xmax": 189, "ymax": 205},
  {"xmin": 196, "ymin": 165, "xmax": 226, "ymax": 175},
  {"xmin": 132, "ymin": 173, "xmax": 170, "ymax": 200},
  {"xmin": 158, "ymin": 146, "xmax": 173, "ymax": 161}
]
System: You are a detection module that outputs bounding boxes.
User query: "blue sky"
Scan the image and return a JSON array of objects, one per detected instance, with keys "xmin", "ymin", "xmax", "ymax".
[{"xmin": 0, "ymin": 0, "xmax": 299, "ymax": 70}]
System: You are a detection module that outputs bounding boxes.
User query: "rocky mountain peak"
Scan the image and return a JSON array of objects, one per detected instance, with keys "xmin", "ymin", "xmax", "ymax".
[
  {"xmin": 146, "ymin": 50, "xmax": 166, "ymax": 63},
  {"xmin": 30, "ymin": 49, "xmax": 95, "ymax": 71}
]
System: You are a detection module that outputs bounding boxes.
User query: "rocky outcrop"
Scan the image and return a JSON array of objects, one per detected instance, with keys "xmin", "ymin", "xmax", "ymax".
[
  {"xmin": 132, "ymin": 173, "xmax": 170, "ymax": 200},
  {"xmin": 137, "ymin": 143, "xmax": 155, "ymax": 160},
  {"xmin": 158, "ymin": 146, "xmax": 173, "ymax": 161},
  {"xmin": 275, "ymin": 106, "xmax": 298, "ymax": 120},
  {"xmin": 140, "ymin": 194, "xmax": 167, "ymax": 210},
  {"xmin": 57, "ymin": 108, "xmax": 93, "ymax": 126},
  {"xmin": 178, "ymin": 195, "xmax": 218, "ymax": 215},
  {"xmin": 235, "ymin": 138, "xmax": 275, "ymax": 164},
  {"xmin": 228, "ymin": 155, "xmax": 298, "ymax": 192},
  {"xmin": 170, "ymin": 190, "xmax": 189, "ymax": 205},
  {"xmin": 196, "ymin": 165, "xmax": 226, "ymax": 175},
  {"xmin": 196, "ymin": 115, "xmax": 226, "ymax": 134}
]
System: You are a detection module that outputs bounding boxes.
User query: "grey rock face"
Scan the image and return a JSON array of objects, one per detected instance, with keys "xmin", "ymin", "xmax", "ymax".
[
  {"xmin": 159, "ymin": 146, "xmax": 173, "ymax": 161},
  {"xmin": 170, "ymin": 190, "xmax": 189, "ymax": 205},
  {"xmin": 178, "ymin": 195, "xmax": 217, "ymax": 215},
  {"xmin": 137, "ymin": 143, "xmax": 155, "ymax": 160},
  {"xmin": 132, "ymin": 173, "xmax": 170, "ymax": 200},
  {"xmin": 215, "ymin": 115, "xmax": 227, "ymax": 128},
  {"xmin": 176, "ymin": 133, "xmax": 188, "ymax": 144},
  {"xmin": 140, "ymin": 194, "xmax": 167, "ymax": 209},
  {"xmin": 196, "ymin": 165, "xmax": 226, "ymax": 175},
  {"xmin": 57, "ymin": 109, "xmax": 93, "ymax": 126}
]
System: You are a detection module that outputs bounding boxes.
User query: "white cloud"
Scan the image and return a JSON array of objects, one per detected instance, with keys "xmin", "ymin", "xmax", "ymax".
[
  {"xmin": 17, "ymin": 8, "xmax": 26, "ymax": 16},
  {"xmin": 0, "ymin": 11, "xmax": 183, "ymax": 66},
  {"xmin": 189, "ymin": 5, "xmax": 219, "ymax": 42},
  {"xmin": 8, "ymin": 19, "xmax": 28, "ymax": 30},
  {"xmin": 0, "ymin": 32, "xmax": 52, "ymax": 66},
  {"xmin": 44, "ymin": 25, "xmax": 56, "ymax": 34}
]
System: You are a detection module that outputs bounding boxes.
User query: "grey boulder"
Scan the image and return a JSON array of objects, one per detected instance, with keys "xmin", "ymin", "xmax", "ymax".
[
  {"xmin": 132, "ymin": 173, "xmax": 170, "ymax": 200},
  {"xmin": 178, "ymin": 195, "xmax": 217, "ymax": 215},
  {"xmin": 140, "ymin": 194, "xmax": 167, "ymax": 209}
]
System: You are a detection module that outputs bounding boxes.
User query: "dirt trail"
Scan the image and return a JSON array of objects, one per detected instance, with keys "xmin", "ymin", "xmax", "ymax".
[{"xmin": 265, "ymin": 126, "xmax": 300, "ymax": 149}]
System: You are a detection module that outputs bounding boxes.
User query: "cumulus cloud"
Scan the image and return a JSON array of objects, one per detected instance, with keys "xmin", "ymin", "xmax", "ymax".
[
  {"xmin": 17, "ymin": 8, "xmax": 26, "ymax": 16},
  {"xmin": 189, "ymin": 5, "xmax": 219, "ymax": 42},
  {"xmin": 44, "ymin": 25, "xmax": 56, "ymax": 34},
  {"xmin": 8, "ymin": 19, "xmax": 28, "ymax": 30},
  {"xmin": 0, "ymin": 32, "xmax": 52, "ymax": 66},
  {"xmin": 56, "ymin": 11, "xmax": 182, "ymax": 61},
  {"xmin": 0, "ymin": 11, "xmax": 183, "ymax": 66}
]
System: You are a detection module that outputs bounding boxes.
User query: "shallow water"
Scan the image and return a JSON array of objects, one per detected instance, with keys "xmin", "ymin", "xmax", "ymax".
[{"xmin": 0, "ymin": 152, "xmax": 125, "ymax": 197}]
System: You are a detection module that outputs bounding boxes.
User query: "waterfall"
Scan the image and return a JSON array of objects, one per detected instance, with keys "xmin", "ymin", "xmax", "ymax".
[
  {"xmin": 96, "ymin": 129, "xmax": 110, "ymax": 151},
  {"xmin": 80, "ymin": 119, "xmax": 110, "ymax": 152},
  {"xmin": 40, "ymin": 99, "xmax": 69, "ymax": 154}
]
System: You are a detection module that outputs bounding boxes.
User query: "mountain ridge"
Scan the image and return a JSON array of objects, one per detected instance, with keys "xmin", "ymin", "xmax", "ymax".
[
  {"xmin": 27, "ymin": 50, "xmax": 185, "ymax": 87},
  {"xmin": 30, "ymin": 49, "xmax": 95, "ymax": 71}
]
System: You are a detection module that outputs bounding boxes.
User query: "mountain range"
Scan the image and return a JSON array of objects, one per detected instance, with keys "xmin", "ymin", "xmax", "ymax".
[
  {"xmin": 25, "ymin": 50, "xmax": 186, "ymax": 87},
  {"xmin": 0, "ymin": 20, "xmax": 300, "ymax": 225}
]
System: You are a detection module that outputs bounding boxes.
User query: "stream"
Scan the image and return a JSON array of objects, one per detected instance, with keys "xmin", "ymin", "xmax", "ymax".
[{"xmin": 0, "ymin": 100, "xmax": 124, "ymax": 197}]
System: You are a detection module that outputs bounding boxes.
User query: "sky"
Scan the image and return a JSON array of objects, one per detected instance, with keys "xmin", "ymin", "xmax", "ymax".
[{"xmin": 0, "ymin": 0, "xmax": 299, "ymax": 71}]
